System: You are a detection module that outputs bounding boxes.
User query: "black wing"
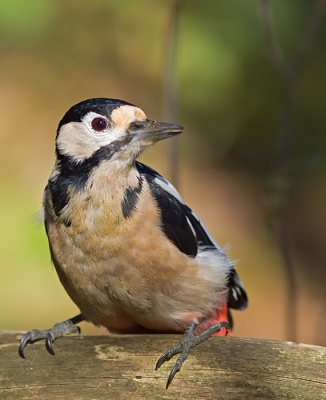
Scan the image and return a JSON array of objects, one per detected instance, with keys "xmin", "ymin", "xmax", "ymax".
[
  {"xmin": 136, "ymin": 161, "xmax": 248, "ymax": 311},
  {"xmin": 136, "ymin": 162, "xmax": 197, "ymax": 256}
]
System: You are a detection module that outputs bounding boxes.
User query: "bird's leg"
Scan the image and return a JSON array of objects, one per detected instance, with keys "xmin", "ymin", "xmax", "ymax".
[
  {"xmin": 156, "ymin": 321, "xmax": 230, "ymax": 389},
  {"xmin": 19, "ymin": 314, "xmax": 85, "ymax": 358}
]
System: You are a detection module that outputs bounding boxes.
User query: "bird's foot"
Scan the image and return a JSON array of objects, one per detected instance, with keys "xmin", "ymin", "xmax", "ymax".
[
  {"xmin": 156, "ymin": 321, "xmax": 229, "ymax": 389},
  {"xmin": 19, "ymin": 314, "xmax": 84, "ymax": 358}
]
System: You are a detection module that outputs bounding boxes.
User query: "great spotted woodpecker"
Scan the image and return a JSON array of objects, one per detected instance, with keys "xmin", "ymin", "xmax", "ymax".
[{"xmin": 19, "ymin": 98, "xmax": 248, "ymax": 388}]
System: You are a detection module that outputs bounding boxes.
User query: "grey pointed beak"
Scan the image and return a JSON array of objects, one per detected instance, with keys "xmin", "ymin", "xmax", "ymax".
[{"xmin": 129, "ymin": 120, "xmax": 184, "ymax": 143}]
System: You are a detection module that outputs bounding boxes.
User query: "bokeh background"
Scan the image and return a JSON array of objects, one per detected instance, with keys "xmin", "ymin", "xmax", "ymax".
[{"xmin": 1, "ymin": 0, "xmax": 325, "ymax": 346}]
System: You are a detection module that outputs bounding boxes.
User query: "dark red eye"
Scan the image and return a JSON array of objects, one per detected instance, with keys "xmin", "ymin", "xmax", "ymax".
[{"xmin": 92, "ymin": 117, "xmax": 107, "ymax": 132}]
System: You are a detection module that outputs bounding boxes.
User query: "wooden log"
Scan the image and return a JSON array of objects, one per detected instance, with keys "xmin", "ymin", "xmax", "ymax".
[{"xmin": 0, "ymin": 330, "xmax": 325, "ymax": 399}]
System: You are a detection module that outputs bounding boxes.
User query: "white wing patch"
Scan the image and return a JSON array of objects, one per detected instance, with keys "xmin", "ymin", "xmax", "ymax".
[
  {"xmin": 153, "ymin": 170, "xmax": 227, "ymax": 256},
  {"xmin": 153, "ymin": 175, "xmax": 184, "ymax": 203},
  {"xmin": 186, "ymin": 216, "xmax": 196, "ymax": 237}
]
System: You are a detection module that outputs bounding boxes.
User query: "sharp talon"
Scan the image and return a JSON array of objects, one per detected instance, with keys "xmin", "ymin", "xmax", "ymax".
[
  {"xmin": 157, "ymin": 321, "xmax": 231, "ymax": 388},
  {"xmin": 18, "ymin": 331, "xmax": 33, "ymax": 359},
  {"xmin": 155, "ymin": 350, "xmax": 170, "ymax": 370},
  {"xmin": 18, "ymin": 348, "xmax": 25, "ymax": 359},
  {"xmin": 17, "ymin": 315, "xmax": 85, "ymax": 358},
  {"xmin": 46, "ymin": 332, "xmax": 55, "ymax": 355},
  {"xmin": 166, "ymin": 363, "xmax": 180, "ymax": 389},
  {"xmin": 156, "ymin": 347, "xmax": 177, "ymax": 370}
]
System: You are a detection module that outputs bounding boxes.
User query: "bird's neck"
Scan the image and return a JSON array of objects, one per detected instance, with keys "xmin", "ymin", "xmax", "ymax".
[{"xmin": 47, "ymin": 156, "xmax": 140, "ymax": 223}]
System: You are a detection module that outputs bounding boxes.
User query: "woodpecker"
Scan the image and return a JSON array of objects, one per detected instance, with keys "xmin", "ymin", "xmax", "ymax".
[{"xmin": 19, "ymin": 98, "xmax": 248, "ymax": 388}]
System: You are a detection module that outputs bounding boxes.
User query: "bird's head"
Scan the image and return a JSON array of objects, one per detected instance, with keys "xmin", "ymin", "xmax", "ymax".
[{"xmin": 56, "ymin": 98, "xmax": 183, "ymax": 166}]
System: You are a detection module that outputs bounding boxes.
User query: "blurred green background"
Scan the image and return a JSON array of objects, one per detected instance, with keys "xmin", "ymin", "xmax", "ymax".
[{"xmin": 1, "ymin": 0, "xmax": 325, "ymax": 346}]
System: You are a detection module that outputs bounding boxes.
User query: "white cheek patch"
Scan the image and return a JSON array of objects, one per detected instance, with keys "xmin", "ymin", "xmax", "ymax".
[
  {"xmin": 56, "ymin": 107, "xmax": 147, "ymax": 162},
  {"xmin": 56, "ymin": 112, "xmax": 127, "ymax": 161},
  {"xmin": 111, "ymin": 105, "xmax": 147, "ymax": 130}
]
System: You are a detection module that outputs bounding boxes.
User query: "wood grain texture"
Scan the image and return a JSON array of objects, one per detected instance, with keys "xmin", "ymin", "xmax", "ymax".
[{"xmin": 0, "ymin": 331, "xmax": 325, "ymax": 399}]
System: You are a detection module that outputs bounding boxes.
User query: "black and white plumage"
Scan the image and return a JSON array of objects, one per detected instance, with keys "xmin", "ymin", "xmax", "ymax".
[
  {"xmin": 19, "ymin": 98, "xmax": 248, "ymax": 388},
  {"xmin": 135, "ymin": 161, "xmax": 248, "ymax": 313}
]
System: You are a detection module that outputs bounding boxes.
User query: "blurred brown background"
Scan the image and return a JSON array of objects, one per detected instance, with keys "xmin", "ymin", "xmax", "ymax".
[{"xmin": 0, "ymin": 0, "xmax": 325, "ymax": 346}]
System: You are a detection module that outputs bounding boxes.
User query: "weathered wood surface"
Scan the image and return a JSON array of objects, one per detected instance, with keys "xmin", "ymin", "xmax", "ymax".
[{"xmin": 0, "ymin": 331, "xmax": 325, "ymax": 399}]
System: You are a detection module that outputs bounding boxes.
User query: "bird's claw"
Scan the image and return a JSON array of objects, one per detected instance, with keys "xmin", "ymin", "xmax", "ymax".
[
  {"xmin": 19, "ymin": 320, "xmax": 81, "ymax": 359},
  {"xmin": 46, "ymin": 332, "xmax": 55, "ymax": 355},
  {"xmin": 156, "ymin": 321, "xmax": 230, "ymax": 389},
  {"xmin": 155, "ymin": 347, "xmax": 178, "ymax": 370},
  {"xmin": 167, "ymin": 362, "xmax": 181, "ymax": 389},
  {"xmin": 18, "ymin": 331, "xmax": 33, "ymax": 359}
]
